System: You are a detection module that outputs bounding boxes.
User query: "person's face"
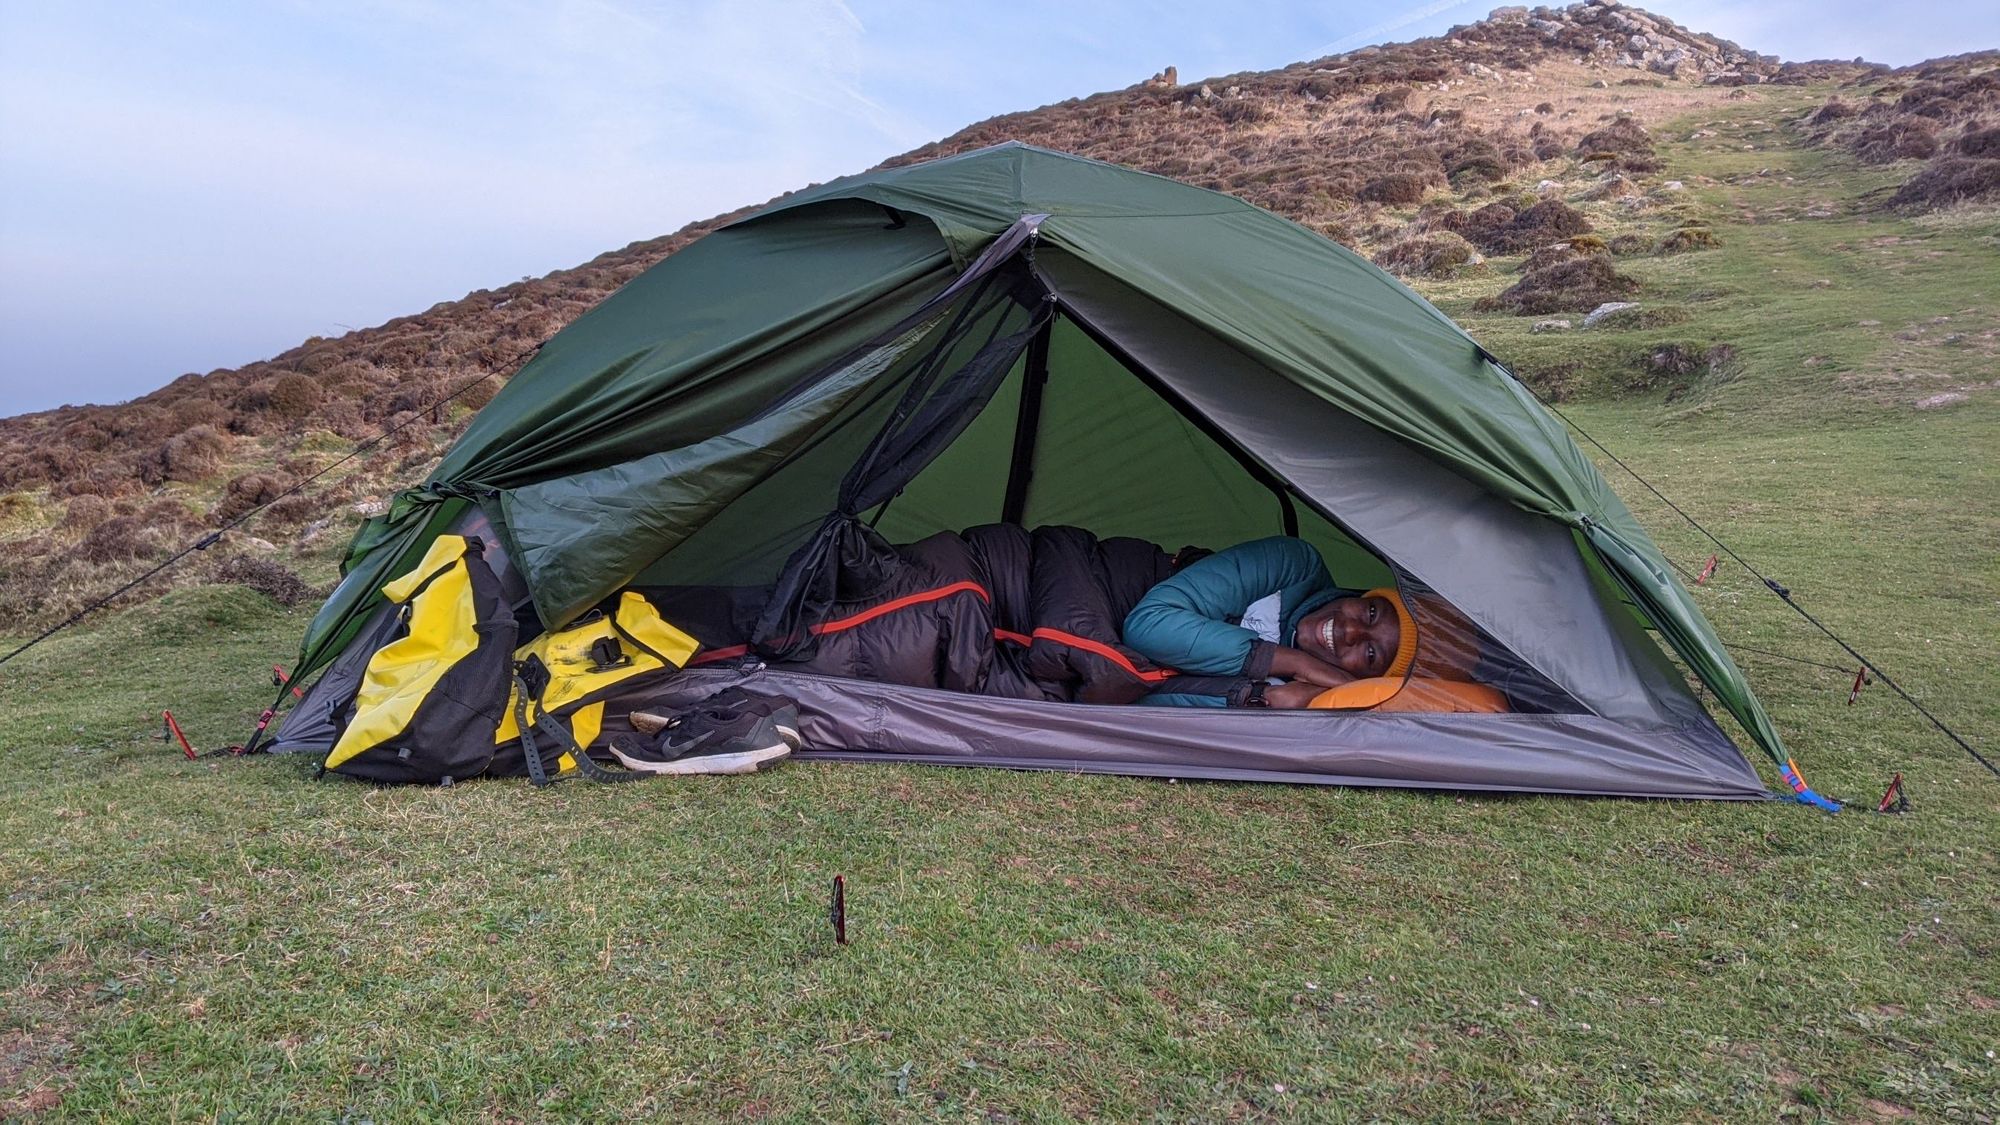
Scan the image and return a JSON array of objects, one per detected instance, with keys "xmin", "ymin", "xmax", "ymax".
[{"xmin": 1298, "ymin": 595, "xmax": 1402, "ymax": 679}]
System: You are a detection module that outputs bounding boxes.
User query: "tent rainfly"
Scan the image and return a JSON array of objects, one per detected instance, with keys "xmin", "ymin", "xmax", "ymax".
[{"xmin": 271, "ymin": 142, "xmax": 1817, "ymax": 802}]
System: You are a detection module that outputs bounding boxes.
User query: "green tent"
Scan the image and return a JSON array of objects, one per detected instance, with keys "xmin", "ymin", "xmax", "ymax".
[{"xmin": 272, "ymin": 142, "xmax": 1823, "ymax": 802}]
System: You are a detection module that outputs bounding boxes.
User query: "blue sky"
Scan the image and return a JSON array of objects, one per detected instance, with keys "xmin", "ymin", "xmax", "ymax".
[{"xmin": 1, "ymin": 1, "xmax": 1993, "ymax": 415}]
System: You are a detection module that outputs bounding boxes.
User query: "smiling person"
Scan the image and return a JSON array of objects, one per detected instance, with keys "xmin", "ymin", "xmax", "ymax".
[{"xmin": 1122, "ymin": 536, "xmax": 1414, "ymax": 709}]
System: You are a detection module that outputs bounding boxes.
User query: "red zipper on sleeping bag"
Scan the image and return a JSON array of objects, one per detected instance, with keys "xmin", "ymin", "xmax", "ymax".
[
  {"xmin": 689, "ymin": 582, "xmax": 1177, "ymax": 686},
  {"xmin": 1025, "ymin": 628, "xmax": 1177, "ymax": 683}
]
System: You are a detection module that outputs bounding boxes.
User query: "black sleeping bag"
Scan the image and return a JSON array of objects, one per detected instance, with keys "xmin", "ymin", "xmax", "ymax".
[{"xmin": 642, "ymin": 524, "xmax": 1183, "ymax": 703}]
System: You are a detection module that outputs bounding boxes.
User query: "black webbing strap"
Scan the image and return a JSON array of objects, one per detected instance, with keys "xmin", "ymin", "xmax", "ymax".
[
  {"xmin": 533, "ymin": 708, "xmax": 648, "ymax": 784},
  {"xmin": 512, "ymin": 670, "xmax": 554, "ymax": 787},
  {"xmin": 511, "ymin": 662, "xmax": 648, "ymax": 786}
]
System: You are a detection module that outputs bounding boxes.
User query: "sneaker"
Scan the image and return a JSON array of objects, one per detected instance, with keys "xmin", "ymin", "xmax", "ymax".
[
  {"xmin": 608, "ymin": 706, "xmax": 791, "ymax": 776},
  {"xmin": 631, "ymin": 688, "xmax": 802, "ymax": 750}
]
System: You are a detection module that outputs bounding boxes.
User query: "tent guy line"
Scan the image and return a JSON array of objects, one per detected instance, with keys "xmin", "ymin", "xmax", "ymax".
[{"xmin": 1492, "ymin": 355, "xmax": 1997, "ymax": 784}]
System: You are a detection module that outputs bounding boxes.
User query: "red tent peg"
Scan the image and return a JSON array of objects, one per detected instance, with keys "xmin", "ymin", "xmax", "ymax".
[
  {"xmin": 1848, "ymin": 667, "xmax": 1870, "ymax": 705},
  {"xmin": 162, "ymin": 710, "xmax": 197, "ymax": 760},
  {"xmin": 1876, "ymin": 772, "xmax": 1908, "ymax": 814},
  {"xmin": 1694, "ymin": 555, "xmax": 1719, "ymax": 585}
]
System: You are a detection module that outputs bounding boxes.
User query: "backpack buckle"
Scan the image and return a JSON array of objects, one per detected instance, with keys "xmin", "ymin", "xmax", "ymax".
[{"xmin": 588, "ymin": 636, "xmax": 631, "ymax": 673}]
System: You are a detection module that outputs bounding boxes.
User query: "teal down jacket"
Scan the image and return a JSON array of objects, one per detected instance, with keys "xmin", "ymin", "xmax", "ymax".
[{"xmin": 1123, "ymin": 537, "xmax": 1355, "ymax": 707}]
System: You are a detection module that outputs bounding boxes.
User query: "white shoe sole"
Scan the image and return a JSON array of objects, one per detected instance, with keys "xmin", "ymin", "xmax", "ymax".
[
  {"xmin": 608, "ymin": 740, "xmax": 791, "ymax": 776},
  {"xmin": 630, "ymin": 710, "xmax": 802, "ymax": 750}
]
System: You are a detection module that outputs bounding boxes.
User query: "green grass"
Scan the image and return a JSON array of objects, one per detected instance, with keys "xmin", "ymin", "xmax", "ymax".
[{"xmin": 3, "ymin": 87, "xmax": 1998, "ymax": 1121}]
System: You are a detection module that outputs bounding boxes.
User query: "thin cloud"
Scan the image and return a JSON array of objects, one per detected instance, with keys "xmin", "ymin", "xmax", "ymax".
[{"xmin": 1316, "ymin": 0, "xmax": 1481, "ymax": 56}]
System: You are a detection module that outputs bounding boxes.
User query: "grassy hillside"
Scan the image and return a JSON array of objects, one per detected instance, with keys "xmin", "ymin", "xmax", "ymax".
[{"xmin": 2, "ymin": 6, "xmax": 1998, "ymax": 1120}]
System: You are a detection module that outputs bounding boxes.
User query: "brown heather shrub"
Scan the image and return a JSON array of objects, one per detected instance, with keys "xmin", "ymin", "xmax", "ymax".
[
  {"xmin": 1215, "ymin": 98, "xmax": 1275, "ymax": 126},
  {"xmin": 229, "ymin": 379, "xmax": 272, "ymax": 414},
  {"xmin": 1429, "ymin": 200, "xmax": 1507, "ymax": 240},
  {"xmin": 78, "ymin": 515, "xmax": 151, "ymax": 563},
  {"xmin": 139, "ymin": 498, "xmax": 200, "ymax": 530},
  {"xmin": 266, "ymin": 373, "xmax": 323, "ymax": 418},
  {"xmin": 1628, "ymin": 343, "xmax": 1741, "ymax": 400},
  {"xmin": 1359, "ymin": 173, "xmax": 1430, "ymax": 204},
  {"xmin": 1517, "ymin": 242, "xmax": 1582, "ymax": 274},
  {"xmin": 1578, "ymin": 174, "xmax": 1637, "ymax": 201},
  {"xmin": 231, "ymin": 373, "xmax": 321, "ymax": 421},
  {"xmin": 15, "ymin": 445, "xmax": 88, "ymax": 485},
  {"xmin": 1439, "ymin": 199, "xmax": 1592, "ymax": 254},
  {"xmin": 169, "ymin": 397, "xmax": 232, "ymax": 430},
  {"xmin": 1575, "ymin": 117, "xmax": 1648, "ymax": 152},
  {"xmin": 1370, "ymin": 87, "xmax": 1413, "ymax": 113},
  {"xmin": 1574, "ymin": 117, "xmax": 1660, "ymax": 173},
  {"xmin": 213, "ymin": 471, "xmax": 291, "ymax": 522},
  {"xmin": 454, "ymin": 373, "xmax": 503, "ymax": 412},
  {"xmin": 57, "ymin": 415, "xmax": 117, "ymax": 453},
  {"xmin": 1852, "ymin": 120, "xmax": 1939, "ymax": 162},
  {"xmin": 289, "ymin": 343, "xmax": 343, "ymax": 375},
  {"xmin": 1956, "ymin": 126, "xmax": 2000, "ymax": 157},
  {"xmin": 1658, "ymin": 227, "xmax": 1722, "ymax": 253},
  {"xmin": 1889, "ymin": 156, "xmax": 2000, "ymax": 208},
  {"xmin": 366, "ymin": 334, "xmax": 429, "ymax": 369},
  {"xmin": 1500, "ymin": 201, "xmax": 1592, "ymax": 250},
  {"xmin": 2, "ymin": 449, "xmax": 46, "ymax": 490},
  {"xmin": 505, "ymin": 310, "xmax": 562, "ymax": 342},
  {"xmin": 1896, "ymin": 73, "xmax": 2000, "ymax": 119},
  {"xmin": 107, "ymin": 404, "xmax": 170, "ymax": 440},
  {"xmin": 1608, "ymin": 233, "xmax": 1650, "ymax": 256},
  {"xmin": 1810, "ymin": 99, "xmax": 1860, "ymax": 124},
  {"xmin": 370, "ymin": 379, "xmax": 446, "ymax": 422},
  {"xmin": 1372, "ymin": 231, "xmax": 1481, "ymax": 279},
  {"xmin": 262, "ymin": 491, "xmax": 326, "ymax": 526},
  {"xmin": 157, "ymin": 424, "xmax": 229, "ymax": 482},
  {"xmin": 52, "ymin": 466, "xmax": 143, "ymax": 501},
  {"xmin": 315, "ymin": 400, "xmax": 371, "ymax": 439},
  {"xmin": 1534, "ymin": 102, "xmax": 1554, "ymax": 115},
  {"xmin": 59, "ymin": 494, "xmax": 113, "ymax": 531},
  {"xmin": 384, "ymin": 411, "xmax": 425, "ymax": 444},
  {"xmin": 1475, "ymin": 254, "xmax": 1639, "ymax": 315},
  {"xmin": 1443, "ymin": 137, "xmax": 1508, "ymax": 184},
  {"xmin": 319, "ymin": 360, "xmax": 388, "ymax": 396},
  {"xmin": 214, "ymin": 555, "xmax": 317, "ymax": 606}
]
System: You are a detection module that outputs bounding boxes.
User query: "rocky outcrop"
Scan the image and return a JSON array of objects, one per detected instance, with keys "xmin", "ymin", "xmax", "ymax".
[{"xmin": 1461, "ymin": 2, "xmax": 1778, "ymax": 82}]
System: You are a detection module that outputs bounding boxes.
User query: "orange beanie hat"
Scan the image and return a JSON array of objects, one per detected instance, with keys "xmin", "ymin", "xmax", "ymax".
[
  {"xmin": 1364, "ymin": 586, "xmax": 1483, "ymax": 682},
  {"xmin": 1364, "ymin": 587, "xmax": 1419, "ymax": 680}
]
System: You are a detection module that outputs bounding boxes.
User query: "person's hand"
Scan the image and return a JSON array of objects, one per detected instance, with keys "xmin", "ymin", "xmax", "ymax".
[
  {"xmin": 1269, "ymin": 645, "xmax": 1352, "ymax": 688},
  {"xmin": 1263, "ymin": 681, "xmax": 1326, "ymax": 709}
]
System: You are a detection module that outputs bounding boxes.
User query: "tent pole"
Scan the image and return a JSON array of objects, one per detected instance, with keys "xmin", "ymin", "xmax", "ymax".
[{"xmin": 1001, "ymin": 316, "xmax": 1053, "ymax": 525}]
